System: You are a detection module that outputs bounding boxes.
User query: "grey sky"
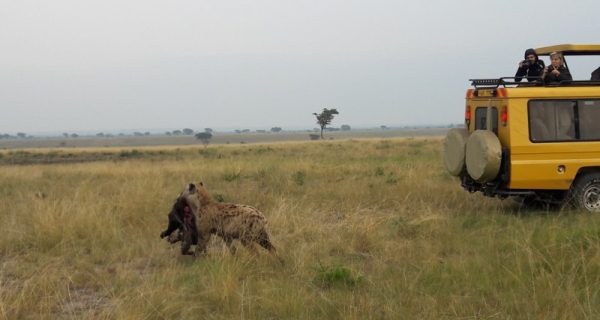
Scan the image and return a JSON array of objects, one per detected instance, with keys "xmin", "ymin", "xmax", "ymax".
[{"xmin": 1, "ymin": 0, "xmax": 599, "ymax": 134}]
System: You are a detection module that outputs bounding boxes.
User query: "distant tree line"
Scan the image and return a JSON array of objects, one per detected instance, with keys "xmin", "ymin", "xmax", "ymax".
[
  {"xmin": 1, "ymin": 132, "xmax": 33, "ymax": 139},
  {"xmin": 164, "ymin": 128, "xmax": 215, "ymax": 136}
]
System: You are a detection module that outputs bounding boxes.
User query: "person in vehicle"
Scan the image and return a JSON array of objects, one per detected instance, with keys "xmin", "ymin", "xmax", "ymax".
[
  {"xmin": 542, "ymin": 52, "xmax": 572, "ymax": 84},
  {"xmin": 592, "ymin": 67, "xmax": 600, "ymax": 81},
  {"xmin": 515, "ymin": 48, "xmax": 545, "ymax": 82}
]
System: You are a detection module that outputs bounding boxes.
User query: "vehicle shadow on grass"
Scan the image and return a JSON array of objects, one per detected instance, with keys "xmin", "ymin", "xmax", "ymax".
[{"xmin": 500, "ymin": 196, "xmax": 586, "ymax": 216}]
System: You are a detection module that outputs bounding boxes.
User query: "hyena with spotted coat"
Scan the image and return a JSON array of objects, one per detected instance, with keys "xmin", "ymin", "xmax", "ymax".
[{"xmin": 180, "ymin": 182, "xmax": 282, "ymax": 262}]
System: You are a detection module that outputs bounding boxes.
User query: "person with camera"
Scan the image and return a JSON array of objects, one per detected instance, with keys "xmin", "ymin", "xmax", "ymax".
[
  {"xmin": 542, "ymin": 52, "xmax": 572, "ymax": 84},
  {"xmin": 515, "ymin": 48, "xmax": 545, "ymax": 82}
]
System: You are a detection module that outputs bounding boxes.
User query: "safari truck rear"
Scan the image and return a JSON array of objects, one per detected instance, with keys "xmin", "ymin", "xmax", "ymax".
[{"xmin": 443, "ymin": 44, "xmax": 600, "ymax": 212}]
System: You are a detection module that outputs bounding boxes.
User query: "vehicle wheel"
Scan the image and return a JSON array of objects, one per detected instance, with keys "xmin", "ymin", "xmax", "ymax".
[
  {"xmin": 465, "ymin": 130, "xmax": 502, "ymax": 183},
  {"xmin": 443, "ymin": 128, "xmax": 469, "ymax": 176},
  {"xmin": 570, "ymin": 173, "xmax": 600, "ymax": 212}
]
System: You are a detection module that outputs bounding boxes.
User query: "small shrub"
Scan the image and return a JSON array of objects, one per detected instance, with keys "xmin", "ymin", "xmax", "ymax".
[
  {"xmin": 293, "ymin": 171, "xmax": 305, "ymax": 186},
  {"xmin": 309, "ymin": 134, "xmax": 320, "ymax": 140},
  {"xmin": 222, "ymin": 171, "xmax": 241, "ymax": 182},
  {"xmin": 213, "ymin": 193, "xmax": 226, "ymax": 203},
  {"xmin": 374, "ymin": 167, "xmax": 385, "ymax": 176},
  {"xmin": 386, "ymin": 172, "xmax": 398, "ymax": 184},
  {"xmin": 314, "ymin": 265, "xmax": 362, "ymax": 288}
]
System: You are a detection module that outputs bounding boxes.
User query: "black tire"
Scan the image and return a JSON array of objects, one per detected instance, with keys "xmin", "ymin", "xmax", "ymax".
[{"xmin": 570, "ymin": 173, "xmax": 600, "ymax": 212}]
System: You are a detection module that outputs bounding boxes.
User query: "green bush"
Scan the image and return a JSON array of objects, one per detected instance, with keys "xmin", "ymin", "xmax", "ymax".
[
  {"xmin": 314, "ymin": 265, "xmax": 362, "ymax": 288},
  {"xmin": 213, "ymin": 193, "xmax": 226, "ymax": 203},
  {"xmin": 386, "ymin": 172, "xmax": 398, "ymax": 184},
  {"xmin": 293, "ymin": 171, "xmax": 306, "ymax": 186}
]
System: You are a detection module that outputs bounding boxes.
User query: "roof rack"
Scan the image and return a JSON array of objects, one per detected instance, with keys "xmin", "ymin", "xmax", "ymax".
[
  {"xmin": 470, "ymin": 78, "xmax": 600, "ymax": 88},
  {"xmin": 469, "ymin": 77, "xmax": 541, "ymax": 88}
]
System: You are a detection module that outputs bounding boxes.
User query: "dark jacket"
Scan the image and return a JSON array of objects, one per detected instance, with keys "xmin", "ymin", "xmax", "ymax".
[
  {"xmin": 515, "ymin": 60, "xmax": 545, "ymax": 82},
  {"xmin": 543, "ymin": 65, "xmax": 572, "ymax": 84},
  {"xmin": 592, "ymin": 67, "xmax": 600, "ymax": 81},
  {"xmin": 515, "ymin": 48, "xmax": 545, "ymax": 82}
]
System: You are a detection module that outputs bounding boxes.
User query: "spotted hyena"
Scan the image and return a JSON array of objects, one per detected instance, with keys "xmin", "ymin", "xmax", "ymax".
[{"xmin": 179, "ymin": 182, "xmax": 282, "ymax": 262}]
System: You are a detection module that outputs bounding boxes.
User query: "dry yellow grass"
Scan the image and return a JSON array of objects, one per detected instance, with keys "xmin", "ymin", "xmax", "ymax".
[{"xmin": 1, "ymin": 138, "xmax": 599, "ymax": 319}]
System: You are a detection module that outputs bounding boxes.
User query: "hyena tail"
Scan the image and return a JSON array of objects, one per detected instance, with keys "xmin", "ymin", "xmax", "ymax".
[
  {"xmin": 258, "ymin": 231, "xmax": 284, "ymax": 265},
  {"xmin": 258, "ymin": 230, "xmax": 274, "ymax": 251}
]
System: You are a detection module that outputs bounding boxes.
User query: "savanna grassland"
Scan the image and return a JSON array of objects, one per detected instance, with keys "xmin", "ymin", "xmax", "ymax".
[{"xmin": 1, "ymin": 138, "xmax": 600, "ymax": 319}]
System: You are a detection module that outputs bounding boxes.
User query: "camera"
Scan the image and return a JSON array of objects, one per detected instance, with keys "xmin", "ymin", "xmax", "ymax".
[{"xmin": 521, "ymin": 60, "xmax": 531, "ymax": 68}]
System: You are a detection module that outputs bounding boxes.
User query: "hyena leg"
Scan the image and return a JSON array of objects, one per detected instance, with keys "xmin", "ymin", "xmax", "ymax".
[
  {"xmin": 194, "ymin": 234, "xmax": 211, "ymax": 256},
  {"xmin": 241, "ymin": 238, "xmax": 259, "ymax": 256},
  {"xmin": 224, "ymin": 237, "xmax": 237, "ymax": 255}
]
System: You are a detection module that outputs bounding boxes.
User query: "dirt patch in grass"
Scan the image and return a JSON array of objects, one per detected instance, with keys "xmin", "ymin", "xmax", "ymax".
[{"xmin": 56, "ymin": 287, "xmax": 114, "ymax": 318}]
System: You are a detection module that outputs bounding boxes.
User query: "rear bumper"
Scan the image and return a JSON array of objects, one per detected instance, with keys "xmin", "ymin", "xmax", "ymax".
[{"xmin": 460, "ymin": 175, "xmax": 535, "ymax": 197}]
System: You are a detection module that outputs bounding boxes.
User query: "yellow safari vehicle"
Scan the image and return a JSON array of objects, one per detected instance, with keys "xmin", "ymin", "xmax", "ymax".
[{"xmin": 443, "ymin": 44, "xmax": 600, "ymax": 211}]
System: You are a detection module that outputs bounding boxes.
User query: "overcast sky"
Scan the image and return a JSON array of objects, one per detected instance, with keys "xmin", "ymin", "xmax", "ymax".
[{"xmin": 1, "ymin": 0, "xmax": 599, "ymax": 134}]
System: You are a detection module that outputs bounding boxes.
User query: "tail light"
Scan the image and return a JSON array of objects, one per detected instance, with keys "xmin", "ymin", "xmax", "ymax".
[
  {"xmin": 465, "ymin": 105, "xmax": 472, "ymax": 129},
  {"xmin": 466, "ymin": 89, "xmax": 474, "ymax": 99},
  {"xmin": 501, "ymin": 106, "xmax": 508, "ymax": 127}
]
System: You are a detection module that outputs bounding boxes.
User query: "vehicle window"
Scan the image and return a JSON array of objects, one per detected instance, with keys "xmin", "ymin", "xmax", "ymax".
[
  {"xmin": 579, "ymin": 100, "xmax": 600, "ymax": 140},
  {"xmin": 475, "ymin": 107, "xmax": 498, "ymax": 133},
  {"xmin": 529, "ymin": 101, "xmax": 576, "ymax": 142}
]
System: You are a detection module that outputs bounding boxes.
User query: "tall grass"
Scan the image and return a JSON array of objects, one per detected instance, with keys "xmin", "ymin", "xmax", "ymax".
[{"xmin": 1, "ymin": 138, "xmax": 599, "ymax": 319}]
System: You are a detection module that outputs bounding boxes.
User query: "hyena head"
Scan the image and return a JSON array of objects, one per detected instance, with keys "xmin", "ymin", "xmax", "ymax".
[{"xmin": 180, "ymin": 181, "xmax": 213, "ymax": 212}]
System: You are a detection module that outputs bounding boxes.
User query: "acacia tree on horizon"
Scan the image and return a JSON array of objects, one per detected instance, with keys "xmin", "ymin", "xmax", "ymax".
[
  {"xmin": 313, "ymin": 108, "xmax": 339, "ymax": 139},
  {"xmin": 195, "ymin": 131, "xmax": 213, "ymax": 147}
]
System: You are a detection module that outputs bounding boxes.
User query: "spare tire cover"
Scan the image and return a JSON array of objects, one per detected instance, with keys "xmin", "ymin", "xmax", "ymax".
[
  {"xmin": 443, "ymin": 128, "xmax": 469, "ymax": 176},
  {"xmin": 465, "ymin": 130, "xmax": 502, "ymax": 183}
]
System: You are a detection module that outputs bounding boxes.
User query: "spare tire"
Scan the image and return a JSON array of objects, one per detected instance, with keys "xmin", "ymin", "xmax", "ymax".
[
  {"xmin": 465, "ymin": 130, "xmax": 502, "ymax": 183},
  {"xmin": 443, "ymin": 128, "xmax": 469, "ymax": 176}
]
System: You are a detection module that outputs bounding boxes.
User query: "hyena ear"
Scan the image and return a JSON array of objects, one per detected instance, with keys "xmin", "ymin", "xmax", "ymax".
[
  {"xmin": 188, "ymin": 183, "xmax": 196, "ymax": 192},
  {"xmin": 199, "ymin": 181, "xmax": 204, "ymax": 187}
]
